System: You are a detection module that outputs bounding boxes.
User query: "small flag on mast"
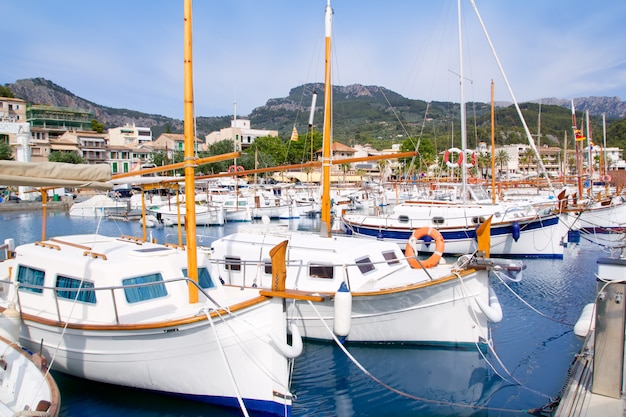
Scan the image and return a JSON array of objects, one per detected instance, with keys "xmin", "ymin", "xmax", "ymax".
[
  {"xmin": 574, "ymin": 129, "xmax": 586, "ymax": 141},
  {"xmin": 290, "ymin": 125, "xmax": 298, "ymax": 141}
]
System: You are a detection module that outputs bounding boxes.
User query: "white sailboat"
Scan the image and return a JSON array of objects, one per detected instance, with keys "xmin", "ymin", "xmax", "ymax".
[
  {"xmin": 341, "ymin": 0, "xmax": 567, "ymax": 259},
  {"xmin": 0, "ymin": 3, "xmax": 302, "ymax": 416},
  {"xmin": 208, "ymin": 0, "xmax": 518, "ymax": 346}
]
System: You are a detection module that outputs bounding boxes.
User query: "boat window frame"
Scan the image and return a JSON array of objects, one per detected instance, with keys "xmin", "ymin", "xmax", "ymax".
[
  {"xmin": 16, "ymin": 265, "xmax": 45, "ymax": 294},
  {"xmin": 309, "ymin": 263, "xmax": 334, "ymax": 279},
  {"xmin": 55, "ymin": 275, "xmax": 96, "ymax": 304},
  {"xmin": 224, "ymin": 256, "xmax": 242, "ymax": 272},
  {"xmin": 263, "ymin": 259, "xmax": 272, "ymax": 275},
  {"xmin": 122, "ymin": 273, "xmax": 168, "ymax": 303},
  {"xmin": 382, "ymin": 250, "xmax": 401, "ymax": 266},
  {"xmin": 355, "ymin": 256, "xmax": 376, "ymax": 274},
  {"xmin": 182, "ymin": 266, "xmax": 216, "ymax": 289}
]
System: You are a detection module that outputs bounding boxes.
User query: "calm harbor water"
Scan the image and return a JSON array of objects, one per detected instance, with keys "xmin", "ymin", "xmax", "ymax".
[{"xmin": 0, "ymin": 208, "xmax": 604, "ymax": 417}]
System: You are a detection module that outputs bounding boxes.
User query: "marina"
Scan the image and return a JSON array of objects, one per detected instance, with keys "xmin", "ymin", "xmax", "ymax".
[
  {"xmin": 0, "ymin": 207, "xmax": 616, "ymax": 417},
  {"xmin": 1, "ymin": 0, "xmax": 626, "ymax": 415}
]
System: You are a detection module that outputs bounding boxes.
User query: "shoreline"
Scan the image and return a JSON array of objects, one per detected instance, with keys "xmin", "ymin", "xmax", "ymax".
[{"xmin": 0, "ymin": 200, "xmax": 72, "ymax": 212}]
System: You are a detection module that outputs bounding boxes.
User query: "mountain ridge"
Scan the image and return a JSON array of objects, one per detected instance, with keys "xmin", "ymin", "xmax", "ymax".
[{"xmin": 5, "ymin": 78, "xmax": 626, "ymax": 148}]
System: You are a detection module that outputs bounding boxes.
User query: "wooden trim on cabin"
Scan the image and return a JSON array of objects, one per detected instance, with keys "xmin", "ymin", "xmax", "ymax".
[
  {"xmin": 351, "ymin": 269, "xmax": 475, "ymax": 297},
  {"xmin": 83, "ymin": 251, "xmax": 107, "ymax": 260},
  {"xmin": 164, "ymin": 243, "xmax": 186, "ymax": 250},
  {"xmin": 119, "ymin": 235, "xmax": 145, "ymax": 244},
  {"xmin": 4, "ymin": 295, "xmax": 272, "ymax": 331},
  {"xmin": 259, "ymin": 288, "xmax": 329, "ymax": 302},
  {"xmin": 34, "ymin": 242, "xmax": 61, "ymax": 251},
  {"xmin": 49, "ymin": 238, "xmax": 91, "ymax": 251}
]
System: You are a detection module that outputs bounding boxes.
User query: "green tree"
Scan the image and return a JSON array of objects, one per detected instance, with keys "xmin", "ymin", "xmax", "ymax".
[
  {"xmin": 198, "ymin": 139, "xmax": 238, "ymax": 175},
  {"xmin": 48, "ymin": 151, "xmax": 86, "ymax": 164},
  {"xmin": 400, "ymin": 136, "xmax": 436, "ymax": 177},
  {"xmin": 91, "ymin": 119, "xmax": 105, "ymax": 133},
  {"xmin": 0, "ymin": 86, "xmax": 14, "ymax": 98},
  {"xmin": 244, "ymin": 136, "xmax": 286, "ymax": 169},
  {"xmin": 356, "ymin": 168, "xmax": 367, "ymax": 187},
  {"xmin": 476, "ymin": 152, "xmax": 491, "ymax": 179},
  {"xmin": 494, "ymin": 149, "xmax": 510, "ymax": 177},
  {"xmin": 0, "ymin": 141, "xmax": 13, "ymax": 160},
  {"xmin": 339, "ymin": 162, "xmax": 351, "ymax": 184},
  {"xmin": 287, "ymin": 130, "xmax": 323, "ymax": 164},
  {"xmin": 520, "ymin": 148, "xmax": 535, "ymax": 175}
]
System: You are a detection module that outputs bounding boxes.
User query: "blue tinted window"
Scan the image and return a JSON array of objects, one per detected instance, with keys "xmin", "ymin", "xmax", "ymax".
[
  {"xmin": 17, "ymin": 266, "xmax": 44, "ymax": 294},
  {"xmin": 183, "ymin": 267, "xmax": 215, "ymax": 289},
  {"xmin": 56, "ymin": 276, "xmax": 96, "ymax": 304},
  {"xmin": 122, "ymin": 273, "xmax": 167, "ymax": 303}
]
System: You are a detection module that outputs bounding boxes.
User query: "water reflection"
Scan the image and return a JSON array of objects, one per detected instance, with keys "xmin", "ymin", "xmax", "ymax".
[{"xmin": 292, "ymin": 341, "xmax": 506, "ymax": 417}]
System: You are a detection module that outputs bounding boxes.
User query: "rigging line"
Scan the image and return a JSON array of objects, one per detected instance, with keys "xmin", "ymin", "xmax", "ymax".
[
  {"xmin": 209, "ymin": 306, "xmax": 294, "ymax": 390},
  {"xmin": 305, "ymin": 300, "xmax": 528, "ymax": 415},
  {"xmin": 406, "ymin": 102, "xmax": 432, "ymax": 176},
  {"xmin": 204, "ymin": 309, "xmax": 250, "ymax": 417},
  {"xmin": 455, "ymin": 271, "xmax": 553, "ymax": 401},
  {"xmin": 493, "ymin": 271, "xmax": 576, "ymax": 327},
  {"xmin": 468, "ymin": 0, "xmax": 554, "ymax": 196}
]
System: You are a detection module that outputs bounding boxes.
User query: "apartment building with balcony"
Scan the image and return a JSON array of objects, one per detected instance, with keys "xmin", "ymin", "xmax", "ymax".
[
  {"xmin": 0, "ymin": 97, "xmax": 31, "ymax": 161},
  {"xmin": 205, "ymin": 119, "xmax": 278, "ymax": 151},
  {"xmin": 108, "ymin": 124, "xmax": 153, "ymax": 146},
  {"xmin": 55, "ymin": 130, "xmax": 108, "ymax": 164}
]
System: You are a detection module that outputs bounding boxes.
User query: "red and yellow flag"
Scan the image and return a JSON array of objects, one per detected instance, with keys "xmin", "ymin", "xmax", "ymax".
[
  {"xmin": 290, "ymin": 125, "xmax": 298, "ymax": 141},
  {"xmin": 574, "ymin": 129, "xmax": 586, "ymax": 141}
]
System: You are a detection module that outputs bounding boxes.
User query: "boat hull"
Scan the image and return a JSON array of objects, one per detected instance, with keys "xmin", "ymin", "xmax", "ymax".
[
  {"xmin": 284, "ymin": 270, "xmax": 490, "ymax": 345},
  {"xmin": 342, "ymin": 213, "xmax": 566, "ymax": 259}
]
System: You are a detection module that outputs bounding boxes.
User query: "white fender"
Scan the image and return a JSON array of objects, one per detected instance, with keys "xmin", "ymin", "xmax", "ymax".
[
  {"xmin": 333, "ymin": 282, "xmax": 352, "ymax": 337},
  {"xmin": 573, "ymin": 303, "xmax": 595, "ymax": 338},
  {"xmin": 476, "ymin": 287, "xmax": 503, "ymax": 323},
  {"xmin": 0, "ymin": 304, "xmax": 21, "ymax": 343},
  {"xmin": 271, "ymin": 321, "xmax": 303, "ymax": 359}
]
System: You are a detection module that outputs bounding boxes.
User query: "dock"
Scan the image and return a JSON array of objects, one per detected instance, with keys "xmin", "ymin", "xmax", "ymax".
[{"xmin": 554, "ymin": 257, "xmax": 626, "ymax": 417}]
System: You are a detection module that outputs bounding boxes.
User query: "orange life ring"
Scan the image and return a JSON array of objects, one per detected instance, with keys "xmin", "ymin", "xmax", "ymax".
[
  {"xmin": 405, "ymin": 227, "xmax": 445, "ymax": 269},
  {"xmin": 228, "ymin": 165, "xmax": 244, "ymax": 173},
  {"xmin": 444, "ymin": 148, "xmax": 463, "ymax": 168},
  {"xmin": 464, "ymin": 150, "xmax": 477, "ymax": 168}
]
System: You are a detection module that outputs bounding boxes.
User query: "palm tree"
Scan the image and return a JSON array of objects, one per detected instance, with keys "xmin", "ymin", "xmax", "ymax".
[
  {"xmin": 339, "ymin": 162, "xmax": 351, "ymax": 185},
  {"xmin": 520, "ymin": 148, "xmax": 535, "ymax": 176},
  {"xmin": 356, "ymin": 168, "xmax": 367, "ymax": 188},
  {"xmin": 494, "ymin": 149, "xmax": 510, "ymax": 178},
  {"xmin": 476, "ymin": 152, "xmax": 491, "ymax": 179},
  {"xmin": 377, "ymin": 159, "xmax": 390, "ymax": 182}
]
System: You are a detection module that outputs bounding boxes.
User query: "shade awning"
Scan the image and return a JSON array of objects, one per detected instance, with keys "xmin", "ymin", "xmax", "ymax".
[{"xmin": 0, "ymin": 161, "xmax": 113, "ymax": 190}]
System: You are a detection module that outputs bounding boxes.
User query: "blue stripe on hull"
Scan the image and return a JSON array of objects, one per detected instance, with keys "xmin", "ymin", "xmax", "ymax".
[
  {"xmin": 169, "ymin": 392, "xmax": 291, "ymax": 416},
  {"xmin": 344, "ymin": 216, "xmax": 562, "ymax": 259}
]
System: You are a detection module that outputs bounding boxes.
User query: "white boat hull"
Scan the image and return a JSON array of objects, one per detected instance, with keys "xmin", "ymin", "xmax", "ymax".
[
  {"xmin": 18, "ymin": 299, "xmax": 290, "ymax": 414},
  {"xmin": 211, "ymin": 231, "xmax": 497, "ymax": 346},
  {"xmin": 0, "ymin": 235, "xmax": 295, "ymax": 416},
  {"xmin": 282, "ymin": 268, "xmax": 489, "ymax": 344},
  {"xmin": 0, "ymin": 333, "xmax": 60, "ymax": 416}
]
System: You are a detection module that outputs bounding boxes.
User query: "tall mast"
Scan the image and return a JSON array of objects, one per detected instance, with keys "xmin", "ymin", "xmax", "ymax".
[
  {"xmin": 183, "ymin": 0, "xmax": 198, "ymax": 302},
  {"xmin": 457, "ymin": 0, "xmax": 468, "ymax": 203},
  {"xmin": 490, "ymin": 80, "xmax": 496, "ymax": 204},
  {"xmin": 572, "ymin": 100, "xmax": 584, "ymax": 198},
  {"xmin": 320, "ymin": 0, "xmax": 333, "ymax": 237}
]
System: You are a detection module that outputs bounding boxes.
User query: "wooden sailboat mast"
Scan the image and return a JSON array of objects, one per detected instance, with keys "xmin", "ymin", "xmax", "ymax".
[
  {"xmin": 320, "ymin": 0, "xmax": 333, "ymax": 237},
  {"xmin": 183, "ymin": 0, "xmax": 199, "ymax": 302},
  {"xmin": 571, "ymin": 101, "xmax": 584, "ymax": 198}
]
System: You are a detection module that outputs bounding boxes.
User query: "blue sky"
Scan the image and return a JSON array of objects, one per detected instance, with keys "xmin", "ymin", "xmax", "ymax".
[{"xmin": 3, "ymin": 1, "xmax": 626, "ymax": 120}]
